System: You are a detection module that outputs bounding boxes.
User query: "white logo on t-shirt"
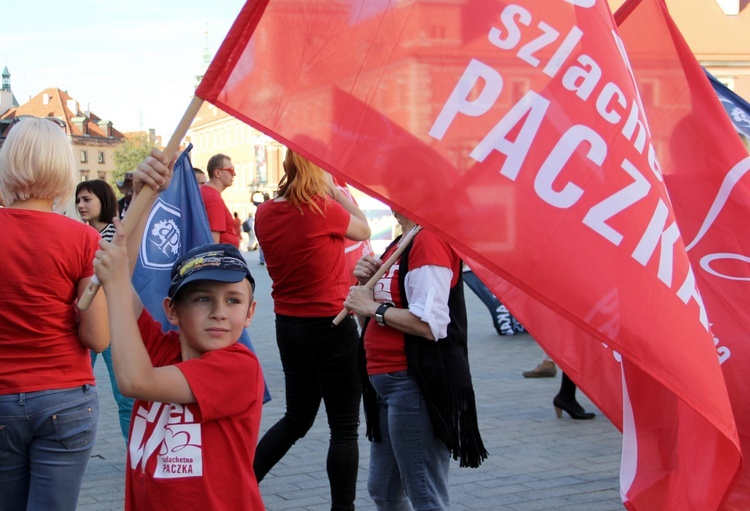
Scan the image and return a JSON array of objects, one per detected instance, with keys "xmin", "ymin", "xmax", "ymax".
[
  {"xmin": 373, "ymin": 263, "xmax": 398, "ymax": 304},
  {"xmin": 129, "ymin": 402, "xmax": 203, "ymax": 479}
]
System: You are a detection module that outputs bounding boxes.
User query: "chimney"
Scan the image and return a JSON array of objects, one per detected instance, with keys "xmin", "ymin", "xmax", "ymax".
[
  {"xmin": 715, "ymin": 0, "xmax": 740, "ymax": 14},
  {"xmin": 66, "ymin": 99, "xmax": 79, "ymax": 115}
]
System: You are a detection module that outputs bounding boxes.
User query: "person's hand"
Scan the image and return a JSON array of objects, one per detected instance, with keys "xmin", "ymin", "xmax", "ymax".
[
  {"xmin": 133, "ymin": 149, "xmax": 174, "ymax": 194},
  {"xmin": 344, "ymin": 286, "xmax": 379, "ymax": 318},
  {"xmin": 94, "ymin": 218, "xmax": 130, "ymax": 289},
  {"xmin": 352, "ymin": 255, "xmax": 382, "ymax": 286}
]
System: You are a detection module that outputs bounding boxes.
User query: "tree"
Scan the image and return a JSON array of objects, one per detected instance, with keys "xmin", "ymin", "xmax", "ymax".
[{"xmin": 112, "ymin": 134, "xmax": 157, "ymax": 186}]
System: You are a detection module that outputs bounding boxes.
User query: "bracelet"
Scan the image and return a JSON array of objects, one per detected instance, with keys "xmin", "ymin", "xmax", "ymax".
[{"xmin": 375, "ymin": 303, "xmax": 394, "ymax": 326}]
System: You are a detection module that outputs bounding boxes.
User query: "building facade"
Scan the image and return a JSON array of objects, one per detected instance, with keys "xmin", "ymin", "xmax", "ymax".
[
  {"xmin": 187, "ymin": 101, "xmax": 285, "ymax": 221},
  {"xmin": 0, "ymin": 82, "xmax": 125, "ymax": 183}
]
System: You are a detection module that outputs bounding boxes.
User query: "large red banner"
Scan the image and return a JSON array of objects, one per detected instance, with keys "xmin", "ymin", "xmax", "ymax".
[
  {"xmin": 614, "ymin": 0, "xmax": 750, "ymax": 508},
  {"xmin": 196, "ymin": 0, "xmax": 746, "ymax": 508}
]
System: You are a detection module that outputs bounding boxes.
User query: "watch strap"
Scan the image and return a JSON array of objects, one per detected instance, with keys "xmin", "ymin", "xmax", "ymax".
[{"xmin": 375, "ymin": 303, "xmax": 393, "ymax": 326}]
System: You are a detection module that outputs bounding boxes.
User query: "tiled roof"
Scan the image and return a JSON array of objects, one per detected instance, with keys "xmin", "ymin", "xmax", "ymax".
[
  {"xmin": 0, "ymin": 87, "xmax": 125, "ymax": 139},
  {"xmin": 608, "ymin": 0, "xmax": 750, "ymax": 61}
]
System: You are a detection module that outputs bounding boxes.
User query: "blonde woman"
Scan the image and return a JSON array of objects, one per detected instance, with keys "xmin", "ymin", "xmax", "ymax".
[
  {"xmin": 0, "ymin": 117, "xmax": 108, "ymax": 511},
  {"xmin": 253, "ymin": 149, "xmax": 370, "ymax": 511}
]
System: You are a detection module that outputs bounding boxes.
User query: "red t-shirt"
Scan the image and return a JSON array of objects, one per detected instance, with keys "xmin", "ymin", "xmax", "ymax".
[
  {"xmin": 125, "ymin": 310, "xmax": 265, "ymax": 511},
  {"xmin": 0, "ymin": 209, "xmax": 100, "ymax": 393},
  {"xmin": 200, "ymin": 185, "xmax": 240, "ymax": 248},
  {"xmin": 364, "ymin": 230, "xmax": 459, "ymax": 375},
  {"xmin": 255, "ymin": 196, "xmax": 351, "ymax": 316}
]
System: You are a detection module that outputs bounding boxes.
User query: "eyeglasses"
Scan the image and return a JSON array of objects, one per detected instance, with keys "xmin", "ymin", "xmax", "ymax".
[
  {"xmin": 217, "ymin": 167, "xmax": 236, "ymax": 176},
  {"xmin": 9, "ymin": 115, "xmax": 67, "ymax": 131}
]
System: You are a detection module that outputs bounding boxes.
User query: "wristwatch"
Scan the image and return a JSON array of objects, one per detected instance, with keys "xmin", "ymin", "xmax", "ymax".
[{"xmin": 375, "ymin": 303, "xmax": 394, "ymax": 326}]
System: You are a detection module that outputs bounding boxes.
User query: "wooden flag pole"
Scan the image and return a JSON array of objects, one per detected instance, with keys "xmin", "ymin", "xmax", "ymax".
[
  {"xmin": 77, "ymin": 95, "xmax": 205, "ymax": 311},
  {"xmin": 331, "ymin": 225, "xmax": 422, "ymax": 326}
]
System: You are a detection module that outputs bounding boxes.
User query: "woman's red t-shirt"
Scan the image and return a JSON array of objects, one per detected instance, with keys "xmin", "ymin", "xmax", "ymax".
[{"xmin": 255, "ymin": 196, "xmax": 351, "ymax": 317}]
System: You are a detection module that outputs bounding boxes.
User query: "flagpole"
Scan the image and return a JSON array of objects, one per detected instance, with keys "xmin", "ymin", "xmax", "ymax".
[
  {"xmin": 77, "ymin": 95, "xmax": 205, "ymax": 311},
  {"xmin": 331, "ymin": 225, "xmax": 422, "ymax": 326}
]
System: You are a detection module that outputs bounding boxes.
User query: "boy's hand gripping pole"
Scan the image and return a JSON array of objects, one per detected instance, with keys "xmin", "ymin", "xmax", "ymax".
[{"xmin": 331, "ymin": 225, "xmax": 422, "ymax": 326}]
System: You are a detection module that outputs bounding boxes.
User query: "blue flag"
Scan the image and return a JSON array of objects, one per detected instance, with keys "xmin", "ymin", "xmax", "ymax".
[
  {"xmin": 705, "ymin": 69, "xmax": 750, "ymax": 144},
  {"xmin": 131, "ymin": 144, "xmax": 271, "ymax": 402}
]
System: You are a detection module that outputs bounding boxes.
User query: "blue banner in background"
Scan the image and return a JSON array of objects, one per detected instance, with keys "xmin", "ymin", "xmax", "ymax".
[
  {"xmin": 131, "ymin": 144, "xmax": 271, "ymax": 402},
  {"xmin": 705, "ymin": 69, "xmax": 750, "ymax": 144}
]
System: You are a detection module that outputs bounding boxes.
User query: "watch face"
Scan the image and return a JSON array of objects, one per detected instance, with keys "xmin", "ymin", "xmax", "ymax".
[{"xmin": 376, "ymin": 304, "xmax": 389, "ymax": 325}]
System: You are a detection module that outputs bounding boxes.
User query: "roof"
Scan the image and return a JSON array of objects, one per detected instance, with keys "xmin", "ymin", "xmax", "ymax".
[
  {"xmin": 0, "ymin": 87, "xmax": 125, "ymax": 139},
  {"xmin": 608, "ymin": 0, "xmax": 750, "ymax": 61}
]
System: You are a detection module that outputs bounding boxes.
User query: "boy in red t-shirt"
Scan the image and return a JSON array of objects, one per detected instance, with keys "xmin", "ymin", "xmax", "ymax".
[{"xmin": 94, "ymin": 152, "xmax": 265, "ymax": 510}]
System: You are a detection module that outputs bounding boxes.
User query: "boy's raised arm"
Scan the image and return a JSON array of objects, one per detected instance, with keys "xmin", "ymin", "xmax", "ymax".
[
  {"xmin": 94, "ymin": 151, "xmax": 197, "ymax": 405},
  {"xmin": 94, "ymin": 220, "xmax": 196, "ymax": 404}
]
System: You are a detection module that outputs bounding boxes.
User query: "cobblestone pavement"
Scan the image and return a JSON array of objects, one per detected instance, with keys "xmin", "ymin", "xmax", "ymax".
[{"xmin": 78, "ymin": 249, "xmax": 624, "ymax": 510}]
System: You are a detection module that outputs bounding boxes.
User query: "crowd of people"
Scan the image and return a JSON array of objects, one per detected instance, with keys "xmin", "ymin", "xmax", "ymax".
[{"xmin": 0, "ymin": 117, "xmax": 596, "ymax": 511}]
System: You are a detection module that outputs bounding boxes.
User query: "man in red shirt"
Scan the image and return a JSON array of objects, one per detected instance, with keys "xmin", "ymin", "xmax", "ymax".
[{"xmin": 200, "ymin": 154, "xmax": 240, "ymax": 248}]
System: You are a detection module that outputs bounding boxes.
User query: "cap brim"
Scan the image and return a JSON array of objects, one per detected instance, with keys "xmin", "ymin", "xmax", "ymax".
[{"xmin": 169, "ymin": 269, "xmax": 251, "ymax": 300}]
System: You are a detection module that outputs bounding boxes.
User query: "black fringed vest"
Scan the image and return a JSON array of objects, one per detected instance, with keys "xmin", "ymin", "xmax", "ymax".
[{"xmin": 359, "ymin": 232, "xmax": 488, "ymax": 468}]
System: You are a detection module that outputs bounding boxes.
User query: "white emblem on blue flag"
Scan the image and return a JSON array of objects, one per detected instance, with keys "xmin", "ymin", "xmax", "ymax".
[{"xmin": 140, "ymin": 198, "xmax": 182, "ymax": 270}]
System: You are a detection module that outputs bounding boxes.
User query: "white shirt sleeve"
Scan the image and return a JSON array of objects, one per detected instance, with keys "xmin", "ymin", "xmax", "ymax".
[{"xmin": 403, "ymin": 265, "xmax": 453, "ymax": 341}]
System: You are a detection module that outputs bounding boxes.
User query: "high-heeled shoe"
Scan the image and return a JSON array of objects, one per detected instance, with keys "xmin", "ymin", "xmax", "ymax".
[{"xmin": 553, "ymin": 395, "xmax": 596, "ymax": 420}]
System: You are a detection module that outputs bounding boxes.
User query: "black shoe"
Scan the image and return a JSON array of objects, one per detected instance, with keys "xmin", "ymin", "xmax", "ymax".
[{"xmin": 553, "ymin": 395, "xmax": 595, "ymax": 420}]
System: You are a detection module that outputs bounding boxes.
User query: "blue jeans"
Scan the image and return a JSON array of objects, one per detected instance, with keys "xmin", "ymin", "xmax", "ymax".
[
  {"xmin": 92, "ymin": 347, "xmax": 134, "ymax": 443},
  {"xmin": 0, "ymin": 385, "xmax": 99, "ymax": 511},
  {"xmin": 368, "ymin": 371, "xmax": 450, "ymax": 511},
  {"xmin": 254, "ymin": 314, "xmax": 361, "ymax": 511}
]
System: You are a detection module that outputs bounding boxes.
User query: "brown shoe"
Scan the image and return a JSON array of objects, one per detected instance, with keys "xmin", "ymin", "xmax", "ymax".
[{"xmin": 522, "ymin": 360, "xmax": 557, "ymax": 378}]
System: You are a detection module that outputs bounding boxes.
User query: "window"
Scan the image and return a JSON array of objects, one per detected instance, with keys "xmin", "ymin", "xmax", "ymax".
[
  {"xmin": 98, "ymin": 151, "xmax": 105, "ymax": 164},
  {"xmin": 80, "ymin": 150, "xmax": 88, "ymax": 163},
  {"xmin": 98, "ymin": 171, "xmax": 107, "ymax": 180}
]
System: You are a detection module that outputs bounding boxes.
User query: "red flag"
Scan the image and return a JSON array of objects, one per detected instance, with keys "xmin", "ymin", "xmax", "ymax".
[
  {"xmin": 197, "ymin": 0, "xmax": 743, "ymax": 508},
  {"xmin": 615, "ymin": 0, "xmax": 750, "ymax": 508}
]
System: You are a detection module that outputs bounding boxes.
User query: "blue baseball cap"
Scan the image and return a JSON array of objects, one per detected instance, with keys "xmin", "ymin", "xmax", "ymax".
[{"xmin": 168, "ymin": 244, "xmax": 255, "ymax": 300}]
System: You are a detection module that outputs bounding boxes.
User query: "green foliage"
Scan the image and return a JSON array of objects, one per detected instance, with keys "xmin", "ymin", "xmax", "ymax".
[{"xmin": 112, "ymin": 134, "xmax": 157, "ymax": 185}]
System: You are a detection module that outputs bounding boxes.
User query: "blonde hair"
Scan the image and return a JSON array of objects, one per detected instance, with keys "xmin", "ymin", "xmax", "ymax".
[
  {"xmin": 277, "ymin": 150, "xmax": 333, "ymax": 214},
  {"xmin": 0, "ymin": 117, "xmax": 77, "ymax": 211}
]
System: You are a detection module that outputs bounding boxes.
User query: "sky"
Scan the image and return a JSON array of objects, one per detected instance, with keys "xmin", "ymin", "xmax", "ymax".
[{"xmin": 3, "ymin": 0, "xmax": 246, "ymax": 138}]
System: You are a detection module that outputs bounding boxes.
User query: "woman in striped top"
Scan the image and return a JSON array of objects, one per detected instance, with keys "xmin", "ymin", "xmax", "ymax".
[
  {"xmin": 76, "ymin": 180, "xmax": 118, "ymax": 241},
  {"xmin": 76, "ymin": 179, "xmax": 134, "ymax": 442}
]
